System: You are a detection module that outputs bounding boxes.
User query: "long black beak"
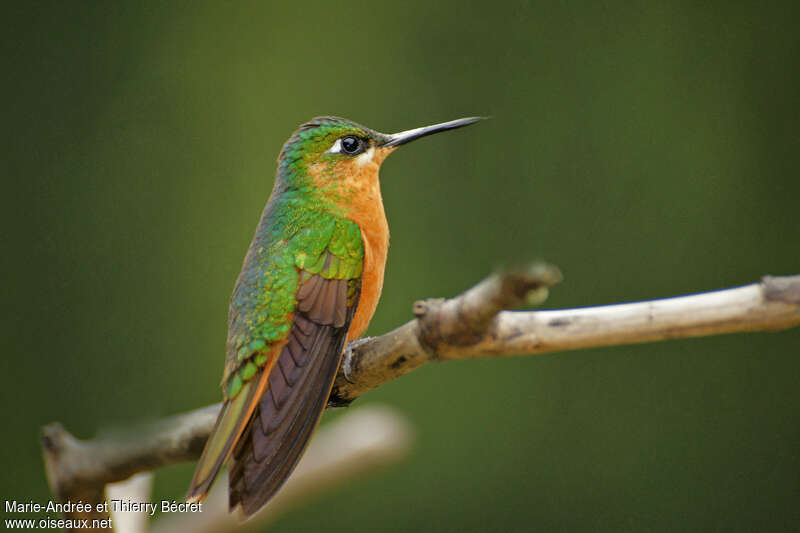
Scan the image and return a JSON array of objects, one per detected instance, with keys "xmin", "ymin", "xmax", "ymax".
[{"xmin": 381, "ymin": 117, "xmax": 485, "ymax": 147}]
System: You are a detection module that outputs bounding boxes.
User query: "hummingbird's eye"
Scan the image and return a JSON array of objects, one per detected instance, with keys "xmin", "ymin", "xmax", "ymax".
[{"xmin": 340, "ymin": 136, "xmax": 362, "ymax": 155}]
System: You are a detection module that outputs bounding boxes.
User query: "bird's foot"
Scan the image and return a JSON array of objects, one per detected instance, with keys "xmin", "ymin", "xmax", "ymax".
[{"xmin": 342, "ymin": 336, "xmax": 374, "ymax": 384}]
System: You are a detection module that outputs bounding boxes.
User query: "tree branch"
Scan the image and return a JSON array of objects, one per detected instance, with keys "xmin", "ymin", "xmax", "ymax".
[
  {"xmin": 40, "ymin": 264, "xmax": 800, "ymax": 530},
  {"xmin": 330, "ymin": 268, "xmax": 800, "ymax": 403}
]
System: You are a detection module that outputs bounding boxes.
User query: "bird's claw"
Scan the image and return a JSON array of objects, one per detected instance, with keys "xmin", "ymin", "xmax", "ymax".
[{"xmin": 342, "ymin": 336, "xmax": 373, "ymax": 383}]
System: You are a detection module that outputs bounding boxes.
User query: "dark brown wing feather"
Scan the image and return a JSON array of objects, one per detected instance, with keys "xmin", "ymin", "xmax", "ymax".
[{"xmin": 228, "ymin": 273, "xmax": 359, "ymax": 515}]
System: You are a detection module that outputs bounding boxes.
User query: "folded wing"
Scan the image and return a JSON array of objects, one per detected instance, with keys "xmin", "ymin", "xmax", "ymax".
[{"xmin": 228, "ymin": 270, "xmax": 359, "ymax": 515}]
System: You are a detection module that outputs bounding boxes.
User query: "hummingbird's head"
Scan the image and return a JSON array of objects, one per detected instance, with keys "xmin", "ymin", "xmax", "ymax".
[{"xmin": 276, "ymin": 116, "xmax": 483, "ymax": 212}]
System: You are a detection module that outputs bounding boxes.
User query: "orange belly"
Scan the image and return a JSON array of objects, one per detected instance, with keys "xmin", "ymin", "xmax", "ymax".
[{"xmin": 347, "ymin": 222, "xmax": 388, "ymax": 341}]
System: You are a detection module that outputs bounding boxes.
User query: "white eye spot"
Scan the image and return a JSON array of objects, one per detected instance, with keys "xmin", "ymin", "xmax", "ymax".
[
  {"xmin": 326, "ymin": 139, "xmax": 343, "ymax": 154},
  {"xmin": 356, "ymin": 146, "xmax": 375, "ymax": 167}
]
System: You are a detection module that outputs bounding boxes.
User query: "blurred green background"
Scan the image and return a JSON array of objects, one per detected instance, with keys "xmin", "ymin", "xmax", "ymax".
[{"xmin": 4, "ymin": 1, "xmax": 799, "ymax": 531}]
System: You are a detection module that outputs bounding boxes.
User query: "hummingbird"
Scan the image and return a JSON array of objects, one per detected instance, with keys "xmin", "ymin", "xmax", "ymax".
[{"xmin": 186, "ymin": 116, "xmax": 482, "ymax": 515}]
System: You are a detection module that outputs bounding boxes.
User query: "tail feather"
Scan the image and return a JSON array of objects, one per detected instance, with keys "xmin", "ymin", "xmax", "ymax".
[{"xmin": 186, "ymin": 371, "xmax": 267, "ymax": 503}]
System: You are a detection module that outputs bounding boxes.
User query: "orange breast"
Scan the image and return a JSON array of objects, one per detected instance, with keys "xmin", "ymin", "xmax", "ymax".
[
  {"xmin": 348, "ymin": 220, "xmax": 388, "ymax": 341},
  {"xmin": 342, "ymin": 148, "xmax": 391, "ymax": 341}
]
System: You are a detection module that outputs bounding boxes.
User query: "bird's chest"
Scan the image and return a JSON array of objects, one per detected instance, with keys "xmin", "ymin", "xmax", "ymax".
[
  {"xmin": 345, "ymin": 178, "xmax": 389, "ymax": 341},
  {"xmin": 348, "ymin": 211, "xmax": 389, "ymax": 340}
]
